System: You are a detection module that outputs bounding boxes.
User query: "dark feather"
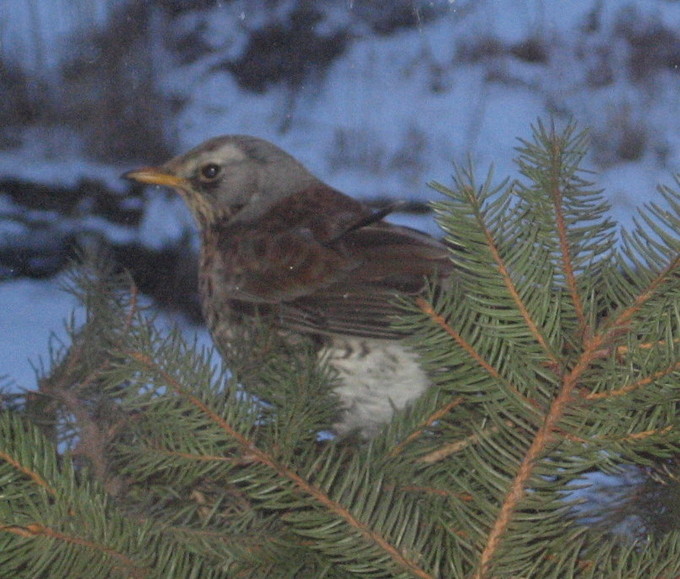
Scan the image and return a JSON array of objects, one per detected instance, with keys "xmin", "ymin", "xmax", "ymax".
[{"xmin": 208, "ymin": 187, "xmax": 453, "ymax": 339}]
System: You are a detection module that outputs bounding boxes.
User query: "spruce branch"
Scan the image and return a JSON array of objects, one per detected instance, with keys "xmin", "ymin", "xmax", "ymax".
[
  {"xmin": 517, "ymin": 121, "xmax": 591, "ymax": 337},
  {"xmin": 0, "ymin": 413, "xmax": 154, "ymax": 578},
  {"xmin": 398, "ymin": 120, "xmax": 680, "ymax": 577},
  {"xmin": 389, "ymin": 396, "xmax": 465, "ymax": 458},
  {"xmin": 120, "ymin": 346, "xmax": 435, "ymax": 578},
  {"xmin": 4, "ymin": 120, "xmax": 680, "ymax": 576}
]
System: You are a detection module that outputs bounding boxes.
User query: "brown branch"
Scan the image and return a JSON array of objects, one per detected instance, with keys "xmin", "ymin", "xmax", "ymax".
[
  {"xmin": 418, "ymin": 230, "xmax": 680, "ymax": 576},
  {"xmin": 604, "ymin": 255, "xmax": 680, "ymax": 335},
  {"xmin": 476, "ymin": 295, "xmax": 676, "ymax": 576},
  {"xmin": 617, "ymin": 425, "xmax": 673, "ymax": 442},
  {"xmin": 585, "ymin": 362, "xmax": 680, "ymax": 400},
  {"xmin": 558, "ymin": 430, "xmax": 587, "ymax": 444},
  {"xmin": 418, "ymin": 421, "xmax": 513, "ymax": 465},
  {"xmin": 61, "ymin": 389, "xmax": 110, "ymax": 477},
  {"xmin": 615, "ymin": 337, "xmax": 680, "ymax": 357},
  {"xmin": 579, "ymin": 255, "xmax": 680, "ymax": 399},
  {"xmin": 124, "ymin": 282, "xmax": 140, "ymax": 331},
  {"xmin": 389, "ymin": 396, "xmax": 464, "ymax": 457},
  {"xmin": 127, "ymin": 351, "xmax": 434, "ymax": 579},
  {"xmin": 147, "ymin": 447, "xmax": 248, "ymax": 464},
  {"xmin": 0, "ymin": 451, "xmax": 56, "ymax": 496},
  {"xmin": 476, "ymin": 332, "xmax": 606, "ymax": 578},
  {"xmin": 41, "ymin": 349, "xmax": 117, "ymax": 489},
  {"xmin": 400, "ymin": 485, "xmax": 473, "ymax": 501},
  {"xmin": 589, "ymin": 337, "xmax": 678, "ymax": 363},
  {"xmin": 547, "ymin": 139, "xmax": 587, "ymax": 338},
  {"xmin": 0, "ymin": 523, "xmax": 147, "ymax": 578},
  {"xmin": 558, "ymin": 425, "xmax": 674, "ymax": 445},
  {"xmin": 545, "ymin": 551, "xmax": 594, "ymax": 572},
  {"xmin": 416, "ymin": 298, "xmax": 501, "ymax": 380},
  {"xmin": 416, "ymin": 298, "xmax": 538, "ymax": 410},
  {"xmin": 36, "ymin": 284, "xmax": 143, "ymax": 492},
  {"xmin": 466, "ymin": 185, "xmax": 561, "ymax": 365}
]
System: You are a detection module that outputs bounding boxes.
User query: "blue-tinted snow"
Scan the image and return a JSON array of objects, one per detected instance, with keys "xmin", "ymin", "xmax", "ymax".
[{"xmin": 1, "ymin": 0, "xmax": 680, "ymax": 414}]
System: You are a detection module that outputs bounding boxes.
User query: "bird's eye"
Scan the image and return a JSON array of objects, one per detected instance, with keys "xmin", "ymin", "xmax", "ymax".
[{"xmin": 199, "ymin": 163, "xmax": 221, "ymax": 181}]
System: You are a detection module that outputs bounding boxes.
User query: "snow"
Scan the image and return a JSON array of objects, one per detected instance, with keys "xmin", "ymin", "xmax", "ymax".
[
  {"xmin": 0, "ymin": 128, "xmax": 128, "ymax": 190},
  {"xmin": 137, "ymin": 190, "xmax": 195, "ymax": 250},
  {"xmin": 0, "ymin": 0, "xmax": 124, "ymax": 76},
  {"xmin": 2, "ymin": 0, "xmax": 680, "ymax": 398},
  {"xmin": 0, "ymin": 275, "xmax": 82, "ymax": 391},
  {"xmin": 0, "ymin": 273, "xmax": 217, "ymax": 396}
]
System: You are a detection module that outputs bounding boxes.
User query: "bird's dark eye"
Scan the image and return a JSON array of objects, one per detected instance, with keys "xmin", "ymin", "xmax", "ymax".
[{"xmin": 199, "ymin": 163, "xmax": 221, "ymax": 181}]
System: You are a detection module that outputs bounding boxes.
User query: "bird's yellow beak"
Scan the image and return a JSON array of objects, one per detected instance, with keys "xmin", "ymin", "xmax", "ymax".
[{"xmin": 122, "ymin": 167, "xmax": 188, "ymax": 189}]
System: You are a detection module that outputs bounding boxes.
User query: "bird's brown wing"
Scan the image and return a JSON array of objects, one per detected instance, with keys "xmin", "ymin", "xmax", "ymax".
[
  {"xmin": 280, "ymin": 221, "xmax": 453, "ymax": 338},
  {"xmin": 213, "ymin": 187, "xmax": 453, "ymax": 339},
  {"xmin": 216, "ymin": 221, "xmax": 452, "ymax": 339}
]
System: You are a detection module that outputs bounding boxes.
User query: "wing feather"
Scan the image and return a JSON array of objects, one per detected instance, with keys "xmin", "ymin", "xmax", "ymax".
[{"xmin": 212, "ymin": 187, "xmax": 453, "ymax": 338}]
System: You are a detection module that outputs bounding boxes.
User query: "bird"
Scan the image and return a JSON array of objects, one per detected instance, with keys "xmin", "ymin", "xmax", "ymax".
[{"xmin": 123, "ymin": 135, "xmax": 453, "ymax": 438}]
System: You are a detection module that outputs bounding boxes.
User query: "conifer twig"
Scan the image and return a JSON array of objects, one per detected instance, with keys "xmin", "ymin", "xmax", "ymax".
[
  {"xmin": 127, "ymin": 350, "xmax": 435, "ymax": 579},
  {"xmin": 390, "ymin": 396, "xmax": 464, "ymax": 457},
  {"xmin": 415, "ymin": 298, "xmax": 538, "ymax": 410}
]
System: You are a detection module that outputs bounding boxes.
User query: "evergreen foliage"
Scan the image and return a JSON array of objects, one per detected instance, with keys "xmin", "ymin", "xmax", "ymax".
[{"xmin": 2, "ymin": 121, "xmax": 680, "ymax": 577}]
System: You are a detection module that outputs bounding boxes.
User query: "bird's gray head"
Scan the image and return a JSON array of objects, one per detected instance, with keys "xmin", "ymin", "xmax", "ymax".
[{"xmin": 124, "ymin": 135, "xmax": 322, "ymax": 225}]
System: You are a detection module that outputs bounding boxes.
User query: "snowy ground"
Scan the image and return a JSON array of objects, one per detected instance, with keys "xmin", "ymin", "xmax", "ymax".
[
  {"xmin": 2, "ymin": 0, "xmax": 680, "ymax": 391},
  {"xmin": 0, "ymin": 275, "xmax": 81, "ymax": 391}
]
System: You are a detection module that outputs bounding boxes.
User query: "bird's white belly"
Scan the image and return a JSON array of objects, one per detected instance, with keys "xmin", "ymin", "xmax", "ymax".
[{"xmin": 323, "ymin": 337, "xmax": 429, "ymax": 438}]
